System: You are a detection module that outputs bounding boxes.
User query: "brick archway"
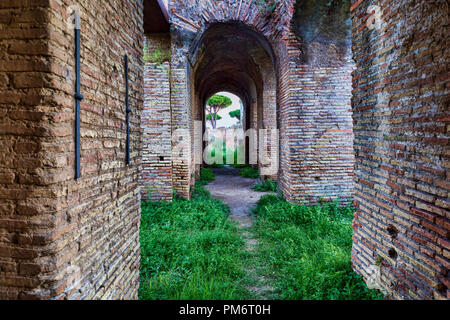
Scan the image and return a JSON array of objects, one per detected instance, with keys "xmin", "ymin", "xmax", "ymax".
[{"xmin": 188, "ymin": 23, "xmax": 279, "ymax": 181}]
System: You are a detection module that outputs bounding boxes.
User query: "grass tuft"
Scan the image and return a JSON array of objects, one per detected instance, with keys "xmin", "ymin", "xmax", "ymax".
[
  {"xmin": 252, "ymin": 195, "xmax": 385, "ymax": 300},
  {"xmin": 252, "ymin": 179, "xmax": 277, "ymax": 192},
  {"xmin": 240, "ymin": 167, "xmax": 259, "ymax": 179}
]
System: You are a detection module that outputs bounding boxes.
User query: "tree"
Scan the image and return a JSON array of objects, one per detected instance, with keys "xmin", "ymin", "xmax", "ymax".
[
  {"xmin": 229, "ymin": 109, "xmax": 241, "ymax": 122},
  {"xmin": 206, "ymin": 94, "xmax": 232, "ymax": 129},
  {"xmin": 206, "ymin": 113, "xmax": 222, "ymax": 121}
]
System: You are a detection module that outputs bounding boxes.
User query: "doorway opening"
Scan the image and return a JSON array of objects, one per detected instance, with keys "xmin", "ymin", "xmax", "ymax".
[
  {"xmin": 203, "ymin": 91, "xmax": 247, "ymax": 170},
  {"xmin": 190, "ymin": 23, "xmax": 279, "ymax": 184}
]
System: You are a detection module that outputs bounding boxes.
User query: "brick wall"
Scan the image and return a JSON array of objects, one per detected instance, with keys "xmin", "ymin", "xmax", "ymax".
[
  {"xmin": 0, "ymin": 0, "xmax": 55, "ymax": 299},
  {"xmin": 0, "ymin": 0, "xmax": 144, "ymax": 299},
  {"xmin": 287, "ymin": 0, "xmax": 355, "ymax": 204},
  {"xmin": 168, "ymin": 0, "xmax": 292, "ymax": 199},
  {"xmin": 142, "ymin": 34, "xmax": 173, "ymax": 201},
  {"xmin": 4, "ymin": 0, "xmax": 446, "ymax": 301},
  {"xmin": 351, "ymin": 0, "xmax": 449, "ymax": 300}
]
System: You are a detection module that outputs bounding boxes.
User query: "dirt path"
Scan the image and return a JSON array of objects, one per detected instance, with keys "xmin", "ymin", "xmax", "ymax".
[{"xmin": 205, "ymin": 166, "xmax": 275, "ymax": 299}]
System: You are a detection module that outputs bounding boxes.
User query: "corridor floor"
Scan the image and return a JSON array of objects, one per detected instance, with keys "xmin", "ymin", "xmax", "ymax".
[
  {"xmin": 205, "ymin": 166, "xmax": 275, "ymax": 299},
  {"xmin": 204, "ymin": 166, "xmax": 269, "ymax": 228}
]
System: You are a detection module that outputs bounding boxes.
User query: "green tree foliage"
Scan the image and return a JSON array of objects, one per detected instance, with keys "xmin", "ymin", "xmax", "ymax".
[
  {"xmin": 229, "ymin": 109, "xmax": 241, "ymax": 122},
  {"xmin": 206, "ymin": 113, "xmax": 222, "ymax": 121},
  {"xmin": 206, "ymin": 94, "xmax": 232, "ymax": 128}
]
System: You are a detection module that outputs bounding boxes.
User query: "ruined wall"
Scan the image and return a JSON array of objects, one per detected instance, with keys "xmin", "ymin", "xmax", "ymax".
[
  {"xmin": 351, "ymin": 0, "xmax": 449, "ymax": 299},
  {"xmin": 142, "ymin": 34, "xmax": 173, "ymax": 201},
  {"xmin": 0, "ymin": 0, "xmax": 56, "ymax": 299},
  {"xmin": 0, "ymin": 0, "xmax": 144, "ymax": 299}
]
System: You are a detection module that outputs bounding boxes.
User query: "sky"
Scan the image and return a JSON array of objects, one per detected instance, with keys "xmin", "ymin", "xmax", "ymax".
[{"xmin": 205, "ymin": 92, "xmax": 242, "ymax": 129}]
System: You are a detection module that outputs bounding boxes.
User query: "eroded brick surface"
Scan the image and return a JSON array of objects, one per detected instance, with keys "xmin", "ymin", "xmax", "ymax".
[
  {"xmin": 351, "ymin": 0, "xmax": 449, "ymax": 300},
  {"xmin": 142, "ymin": 34, "xmax": 173, "ymax": 201},
  {"xmin": 0, "ymin": 0, "xmax": 143, "ymax": 299}
]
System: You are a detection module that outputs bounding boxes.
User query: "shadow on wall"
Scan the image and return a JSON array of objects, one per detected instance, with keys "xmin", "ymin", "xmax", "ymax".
[{"xmin": 292, "ymin": 0, "xmax": 351, "ymax": 65}]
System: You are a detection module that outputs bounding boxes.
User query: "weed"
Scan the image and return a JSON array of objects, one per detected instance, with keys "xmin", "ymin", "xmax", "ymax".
[
  {"xmin": 240, "ymin": 167, "xmax": 259, "ymax": 179},
  {"xmin": 375, "ymin": 256, "xmax": 384, "ymax": 267},
  {"xmin": 139, "ymin": 182, "xmax": 249, "ymax": 300},
  {"xmin": 200, "ymin": 168, "xmax": 215, "ymax": 183},
  {"xmin": 252, "ymin": 179, "xmax": 277, "ymax": 192}
]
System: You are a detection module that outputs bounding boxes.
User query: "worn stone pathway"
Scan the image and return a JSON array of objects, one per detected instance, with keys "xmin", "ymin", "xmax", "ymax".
[{"xmin": 205, "ymin": 166, "xmax": 275, "ymax": 299}]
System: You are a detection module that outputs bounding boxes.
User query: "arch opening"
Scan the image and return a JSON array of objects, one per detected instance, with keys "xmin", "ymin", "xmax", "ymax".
[{"xmin": 189, "ymin": 23, "xmax": 279, "ymax": 182}]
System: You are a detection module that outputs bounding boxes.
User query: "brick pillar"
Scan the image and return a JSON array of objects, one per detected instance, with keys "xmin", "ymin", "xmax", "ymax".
[
  {"xmin": 170, "ymin": 65, "xmax": 192, "ymax": 199},
  {"xmin": 0, "ymin": 1, "xmax": 56, "ymax": 300},
  {"xmin": 141, "ymin": 34, "xmax": 173, "ymax": 202}
]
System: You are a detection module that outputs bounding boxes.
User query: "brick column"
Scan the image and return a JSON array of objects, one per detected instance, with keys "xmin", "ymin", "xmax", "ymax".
[
  {"xmin": 142, "ymin": 58, "xmax": 173, "ymax": 201},
  {"xmin": 170, "ymin": 65, "xmax": 192, "ymax": 199}
]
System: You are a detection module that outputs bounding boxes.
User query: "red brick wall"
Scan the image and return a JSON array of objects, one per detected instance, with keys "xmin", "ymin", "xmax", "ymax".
[
  {"xmin": 0, "ymin": 0, "xmax": 55, "ymax": 299},
  {"xmin": 0, "ymin": 0, "xmax": 144, "ymax": 299},
  {"xmin": 351, "ymin": 0, "xmax": 449, "ymax": 300}
]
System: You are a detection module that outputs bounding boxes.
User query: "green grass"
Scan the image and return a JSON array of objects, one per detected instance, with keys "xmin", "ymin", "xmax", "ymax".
[
  {"xmin": 139, "ymin": 171, "xmax": 384, "ymax": 300},
  {"xmin": 208, "ymin": 163, "xmax": 225, "ymax": 169},
  {"xmin": 240, "ymin": 167, "xmax": 259, "ymax": 179},
  {"xmin": 251, "ymin": 195, "xmax": 384, "ymax": 300},
  {"xmin": 139, "ymin": 180, "xmax": 249, "ymax": 300},
  {"xmin": 252, "ymin": 178, "xmax": 277, "ymax": 192},
  {"xmin": 199, "ymin": 168, "xmax": 216, "ymax": 183}
]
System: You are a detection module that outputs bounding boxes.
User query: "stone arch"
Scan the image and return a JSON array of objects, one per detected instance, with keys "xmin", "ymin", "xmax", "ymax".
[{"xmin": 165, "ymin": 0, "xmax": 296, "ymax": 199}]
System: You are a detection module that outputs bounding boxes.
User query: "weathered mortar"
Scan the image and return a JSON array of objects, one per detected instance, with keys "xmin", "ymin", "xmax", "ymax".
[
  {"xmin": 0, "ymin": 0, "xmax": 144, "ymax": 299},
  {"xmin": 351, "ymin": 0, "xmax": 449, "ymax": 300},
  {"xmin": 2, "ymin": 0, "xmax": 446, "ymax": 301},
  {"xmin": 141, "ymin": 34, "xmax": 173, "ymax": 201}
]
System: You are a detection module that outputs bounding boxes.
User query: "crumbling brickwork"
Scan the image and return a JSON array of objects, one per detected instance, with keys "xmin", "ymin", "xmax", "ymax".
[
  {"xmin": 0, "ymin": 0, "xmax": 144, "ymax": 299},
  {"xmin": 0, "ymin": 0, "xmax": 55, "ymax": 299},
  {"xmin": 351, "ymin": 0, "xmax": 449, "ymax": 300}
]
